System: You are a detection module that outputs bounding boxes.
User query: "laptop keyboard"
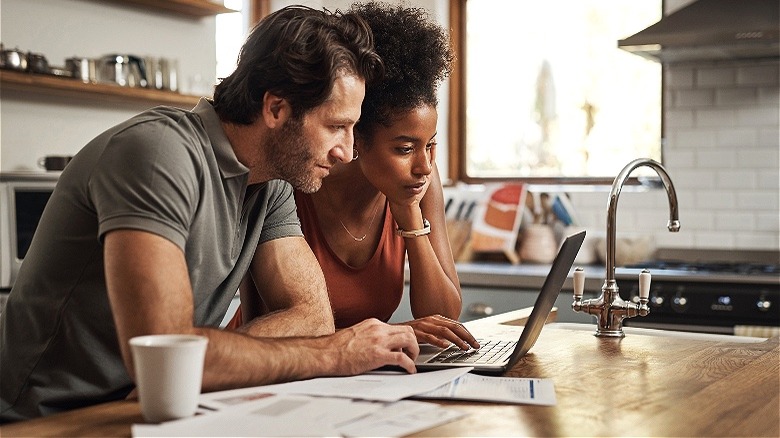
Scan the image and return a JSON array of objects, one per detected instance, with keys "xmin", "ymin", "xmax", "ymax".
[{"xmin": 428, "ymin": 339, "xmax": 517, "ymax": 364}]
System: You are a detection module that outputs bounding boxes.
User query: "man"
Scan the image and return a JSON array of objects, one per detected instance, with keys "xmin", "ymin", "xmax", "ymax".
[{"xmin": 0, "ymin": 6, "xmax": 418, "ymax": 422}]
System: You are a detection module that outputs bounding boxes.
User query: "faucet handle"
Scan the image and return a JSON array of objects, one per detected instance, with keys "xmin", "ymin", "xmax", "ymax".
[
  {"xmin": 573, "ymin": 267, "xmax": 585, "ymax": 299},
  {"xmin": 639, "ymin": 269, "xmax": 651, "ymax": 300}
]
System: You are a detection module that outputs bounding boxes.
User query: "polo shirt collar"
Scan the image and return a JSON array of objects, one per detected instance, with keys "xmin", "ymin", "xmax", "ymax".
[{"xmin": 192, "ymin": 98, "xmax": 248, "ymax": 179}]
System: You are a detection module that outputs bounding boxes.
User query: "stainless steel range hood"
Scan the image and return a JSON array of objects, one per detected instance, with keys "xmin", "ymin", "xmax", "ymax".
[{"xmin": 618, "ymin": 0, "xmax": 779, "ymax": 63}]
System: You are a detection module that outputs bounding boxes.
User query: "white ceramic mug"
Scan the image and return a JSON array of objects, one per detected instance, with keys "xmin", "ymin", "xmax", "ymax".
[{"xmin": 129, "ymin": 334, "xmax": 208, "ymax": 423}]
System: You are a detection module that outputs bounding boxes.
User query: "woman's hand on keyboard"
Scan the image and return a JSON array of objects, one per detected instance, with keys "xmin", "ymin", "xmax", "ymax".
[{"xmin": 396, "ymin": 315, "xmax": 480, "ymax": 351}]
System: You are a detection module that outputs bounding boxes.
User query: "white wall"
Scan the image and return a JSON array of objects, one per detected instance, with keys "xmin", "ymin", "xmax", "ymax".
[{"xmin": 0, "ymin": 0, "xmax": 217, "ymax": 171}]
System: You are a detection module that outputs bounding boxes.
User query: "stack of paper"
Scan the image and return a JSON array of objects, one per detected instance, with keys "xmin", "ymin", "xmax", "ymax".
[
  {"xmin": 133, "ymin": 395, "xmax": 464, "ymax": 437},
  {"xmin": 131, "ymin": 367, "xmax": 557, "ymax": 437}
]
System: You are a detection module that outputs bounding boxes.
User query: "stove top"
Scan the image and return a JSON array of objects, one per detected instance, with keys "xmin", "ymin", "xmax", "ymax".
[
  {"xmin": 623, "ymin": 261, "xmax": 780, "ymax": 276},
  {"xmin": 616, "ymin": 260, "xmax": 780, "ymax": 285}
]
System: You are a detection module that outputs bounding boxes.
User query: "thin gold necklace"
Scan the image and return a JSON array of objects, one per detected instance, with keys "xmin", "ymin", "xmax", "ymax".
[{"xmin": 324, "ymin": 185, "xmax": 382, "ymax": 242}]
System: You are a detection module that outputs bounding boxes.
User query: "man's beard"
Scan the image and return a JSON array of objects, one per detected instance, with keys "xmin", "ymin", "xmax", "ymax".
[{"xmin": 265, "ymin": 116, "xmax": 323, "ymax": 194}]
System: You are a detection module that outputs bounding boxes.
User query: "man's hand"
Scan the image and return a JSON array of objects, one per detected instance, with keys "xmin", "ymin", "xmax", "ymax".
[
  {"xmin": 397, "ymin": 315, "xmax": 480, "ymax": 351},
  {"xmin": 330, "ymin": 319, "xmax": 419, "ymax": 375}
]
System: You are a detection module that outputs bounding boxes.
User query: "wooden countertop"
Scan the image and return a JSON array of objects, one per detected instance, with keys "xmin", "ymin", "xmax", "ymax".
[{"xmin": 2, "ymin": 321, "xmax": 778, "ymax": 437}]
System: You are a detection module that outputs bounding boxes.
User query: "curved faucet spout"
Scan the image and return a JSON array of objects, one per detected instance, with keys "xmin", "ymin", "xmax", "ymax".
[{"xmin": 605, "ymin": 158, "xmax": 680, "ymax": 283}]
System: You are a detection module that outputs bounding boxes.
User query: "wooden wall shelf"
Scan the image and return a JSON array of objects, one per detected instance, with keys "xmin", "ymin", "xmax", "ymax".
[
  {"xmin": 0, "ymin": 70, "xmax": 201, "ymax": 109},
  {"xmin": 100, "ymin": 0, "xmax": 236, "ymax": 17}
]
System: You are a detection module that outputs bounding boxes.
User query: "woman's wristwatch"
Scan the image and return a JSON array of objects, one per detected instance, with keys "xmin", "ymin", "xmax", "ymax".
[{"xmin": 396, "ymin": 218, "xmax": 431, "ymax": 238}]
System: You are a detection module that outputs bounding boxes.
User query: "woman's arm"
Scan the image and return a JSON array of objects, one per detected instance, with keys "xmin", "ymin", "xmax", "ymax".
[
  {"xmin": 406, "ymin": 164, "xmax": 461, "ymax": 318},
  {"xmin": 396, "ymin": 165, "xmax": 479, "ymax": 350}
]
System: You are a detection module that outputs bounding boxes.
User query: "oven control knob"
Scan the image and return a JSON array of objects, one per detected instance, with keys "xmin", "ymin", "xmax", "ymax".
[
  {"xmin": 757, "ymin": 298, "xmax": 772, "ymax": 311},
  {"xmin": 671, "ymin": 295, "xmax": 689, "ymax": 313}
]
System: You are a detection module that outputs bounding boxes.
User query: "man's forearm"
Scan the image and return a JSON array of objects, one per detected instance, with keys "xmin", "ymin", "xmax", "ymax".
[
  {"xmin": 198, "ymin": 319, "xmax": 418, "ymax": 393},
  {"xmin": 238, "ymin": 303, "xmax": 335, "ymax": 337}
]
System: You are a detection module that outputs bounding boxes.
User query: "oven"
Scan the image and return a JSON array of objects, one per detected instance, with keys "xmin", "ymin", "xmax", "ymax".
[
  {"xmin": 617, "ymin": 259, "xmax": 780, "ymax": 336},
  {"xmin": 0, "ymin": 172, "xmax": 59, "ymax": 306}
]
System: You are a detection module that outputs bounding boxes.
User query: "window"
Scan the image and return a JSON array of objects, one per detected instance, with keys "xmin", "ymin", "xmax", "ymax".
[
  {"xmin": 452, "ymin": 0, "xmax": 662, "ymax": 182},
  {"xmin": 216, "ymin": 0, "xmax": 249, "ymax": 81}
]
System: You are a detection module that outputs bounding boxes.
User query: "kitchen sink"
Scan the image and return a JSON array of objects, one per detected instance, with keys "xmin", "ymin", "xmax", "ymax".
[{"xmin": 546, "ymin": 322, "xmax": 767, "ymax": 343}]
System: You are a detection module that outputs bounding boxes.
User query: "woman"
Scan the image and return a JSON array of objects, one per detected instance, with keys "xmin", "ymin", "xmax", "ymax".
[{"xmin": 233, "ymin": 2, "xmax": 477, "ymax": 350}]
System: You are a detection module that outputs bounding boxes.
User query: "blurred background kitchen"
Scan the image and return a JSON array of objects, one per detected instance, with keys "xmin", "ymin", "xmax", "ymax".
[{"xmin": 1, "ymin": 0, "xmax": 778, "ymax": 334}]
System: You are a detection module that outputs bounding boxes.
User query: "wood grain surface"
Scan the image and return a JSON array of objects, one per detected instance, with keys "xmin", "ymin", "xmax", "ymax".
[{"xmin": 2, "ymin": 327, "xmax": 778, "ymax": 437}]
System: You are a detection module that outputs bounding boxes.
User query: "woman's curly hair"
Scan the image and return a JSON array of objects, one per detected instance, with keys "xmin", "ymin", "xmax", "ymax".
[{"xmin": 350, "ymin": 2, "xmax": 454, "ymax": 141}]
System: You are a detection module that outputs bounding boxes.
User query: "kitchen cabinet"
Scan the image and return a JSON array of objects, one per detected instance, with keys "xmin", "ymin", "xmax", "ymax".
[
  {"xmin": 459, "ymin": 286, "xmax": 595, "ymax": 323},
  {"xmin": 391, "ymin": 262, "xmax": 604, "ymax": 324}
]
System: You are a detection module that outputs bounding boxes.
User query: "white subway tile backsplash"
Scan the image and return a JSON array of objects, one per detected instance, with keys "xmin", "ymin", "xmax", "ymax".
[
  {"xmin": 672, "ymin": 169, "xmax": 717, "ymax": 189},
  {"xmin": 757, "ymin": 127, "xmax": 780, "ymax": 148},
  {"xmin": 756, "ymin": 213, "xmax": 780, "ymax": 232},
  {"xmin": 663, "ymin": 149, "xmax": 696, "ymax": 167},
  {"xmin": 737, "ymin": 191, "xmax": 779, "ymax": 210},
  {"xmin": 716, "ymin": 169, "xmax": 757, "ymax": 189},
  {"xmin": 715, "ymin": 212, "xmax": 756, "ymax": 231},
  {"xmin": 694, "ymin": 231, "xmax": 734, "ymax": 248},
  {"xmin": 636, "ymin": 206, "xmax": 671, "ymax": 225},
  {"xmin": 696, "ymin": 108, "xmax": 737, "ymax": 127},
  {"xmin": 737, "ymin": 149, "xmax": 780, "ymax": 168},
  {"xmin": 716, "ymin": 127, "xmax": 758, "ymax": 147},
  {"xmin": 677, "ymin": 210, "xmax": 715, "ymax": 230},
  {"xmin": 565, "ymin": 59, "xmax": 778, "ymax": 252},
  {"xmin": 676, "ymin": 89, "xmax": 715, "ymax": 107},
  {"xmin": 673, "ymin": 129, "xmax": 716, "ymax": 148},
  {"xmin": 696, "ymin": 67, "xmax": 736, "ymax": 87},
  {"xmin": 715, "ymin": 88, "xmax": 758, "ymax": 106},
  {"xmin": 756, "ymin": 170, "xmax": 779, "ymax": 190},
  {"xmin": 737, "ymin": 106, "xmax": 780, "ymax": 126},
  {"xmin": 654, "ymin": 231, "xmax": 695, "ymax": 248},
  {"xmin": 664, "ymin": 109, "xmax": 694, "ymax": 128},
  {"xmin": 757, "ymin": 86, "xmax": 780, "ymax": 105},
  {"xmin": 695, "ymin": 191, "xmax": 736, "ymax": 209},
  {"xmin": 616, "ymin": 191, "xmax": 656, "ymax": 209},
  {"xmin": 736, "ymin": 64, "xmax": 780, "ymax": 86},
  {"xmin": 671, "ymin": 190, "xmax": 697, "ymax": 210},
  {"xmin": 734, "ymin": 232, "xmax": 779, "ymax": 250},
  {"xmin": 666, "ymin": 67, "xmax": 694, "ymax": 88},
  {"xmin": 696, "ymin": 148, "xmax": 736, "ymax": 168}
]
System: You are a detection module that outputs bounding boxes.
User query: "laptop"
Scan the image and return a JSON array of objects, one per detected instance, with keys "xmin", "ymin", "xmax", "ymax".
[{"xmin": 415, "ymin": 230, "xmax": 586, "ymax": 375}]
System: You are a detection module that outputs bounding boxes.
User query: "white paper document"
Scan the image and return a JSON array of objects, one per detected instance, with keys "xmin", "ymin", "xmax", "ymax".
[
  {"xmin": 132, "ymin": 394, "xmax": 466, "ymax": 437},
  {"xmin": 133, "ymin": 394, "xmax": 342, "ymax": 437},
  {"xmin": 414, "ymin": 373, "xmax": 557, "ymax": 406},
  {"xmin": 200, "ymin": 366, "xmax": 472, "ymax": 407},
  {"xmin": 337, "ymin": 399, "xmax": 466, "ymax": 437}
]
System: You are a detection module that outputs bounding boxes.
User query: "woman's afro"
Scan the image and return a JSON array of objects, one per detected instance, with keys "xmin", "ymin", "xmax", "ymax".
[{"xmin": 350, "ymin": 2, "xmax": 454, "ymax": 132}]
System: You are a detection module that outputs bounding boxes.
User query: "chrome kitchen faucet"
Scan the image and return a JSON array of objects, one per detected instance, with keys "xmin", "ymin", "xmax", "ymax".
[{"xmin": 572, "ymin": 158, "xmax": 681, "ymax": 337}]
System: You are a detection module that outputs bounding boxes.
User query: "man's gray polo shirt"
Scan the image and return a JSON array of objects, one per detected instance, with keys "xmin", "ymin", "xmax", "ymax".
[{"xmin": 0, "ymin": 99, "xmax": 302, "ymax": 421}]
